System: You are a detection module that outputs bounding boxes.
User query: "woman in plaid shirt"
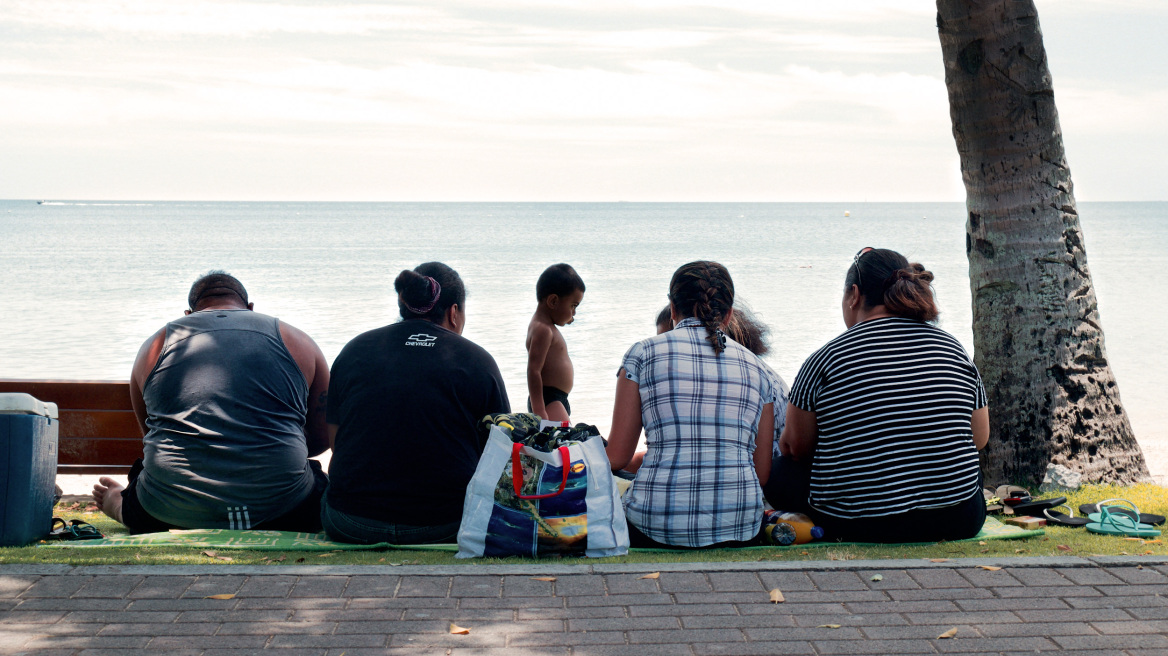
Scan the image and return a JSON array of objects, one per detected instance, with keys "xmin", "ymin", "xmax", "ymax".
[{"xmin": 607, "ymin": 261, "xmax": 777, "ymax": 548}]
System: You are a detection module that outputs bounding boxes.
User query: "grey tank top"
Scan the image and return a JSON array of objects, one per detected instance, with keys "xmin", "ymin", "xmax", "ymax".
[{"xmin": 136, "ymin": 309, "xmax": 314, "ymax": 529}]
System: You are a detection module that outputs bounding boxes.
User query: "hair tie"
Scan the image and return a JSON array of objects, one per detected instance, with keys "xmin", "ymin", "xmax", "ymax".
[
  {"xmin": 404, "ymin": 276, "xmax": 442, "ymax": 314},
  {"xmin": 714, "ymin": 328, "xmax": 727, "ymax": 350}
]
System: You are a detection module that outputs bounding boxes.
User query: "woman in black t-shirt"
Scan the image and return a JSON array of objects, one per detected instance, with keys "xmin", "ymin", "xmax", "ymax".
[
  {"xmin": 322, "ymin": 262, "xmax": 510, "ymax": 545},
  {"xmin": 764, "ymin": 248, "xmax": 990, "ymax": 543}
]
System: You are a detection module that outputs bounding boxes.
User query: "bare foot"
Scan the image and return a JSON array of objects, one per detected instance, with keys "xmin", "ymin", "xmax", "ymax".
[{"xmin": 92, "ymin": 477, "xmax": 125, "ymax": 524}]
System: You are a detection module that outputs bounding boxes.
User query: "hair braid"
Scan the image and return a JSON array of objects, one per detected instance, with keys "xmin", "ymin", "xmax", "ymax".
[{"xmin": 669, "ymin": 260, "xmax": 735, "ymax": 355}]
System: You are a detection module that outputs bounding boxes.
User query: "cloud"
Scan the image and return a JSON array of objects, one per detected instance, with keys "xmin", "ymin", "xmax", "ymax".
[{"xmin": 6, "ymin": 1, "xmax": 451, "ymax": 36}]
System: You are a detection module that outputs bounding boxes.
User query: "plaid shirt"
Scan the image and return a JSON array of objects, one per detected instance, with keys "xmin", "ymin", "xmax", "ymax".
[{"xmin": 620, "ymin": 317, "xmax": 776, "ymax": 547}]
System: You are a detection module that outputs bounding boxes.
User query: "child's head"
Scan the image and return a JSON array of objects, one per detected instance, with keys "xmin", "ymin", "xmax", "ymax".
[
  {"xmin": 536, "ymin": 263, "xmax": 586, "ymax": 326},
  {"xmin": 655, "ymin": 304, "xmax": 672, "ymax": 334},
  {"xmin": 725, "ymin": 306, "xmax": 770, "ymax": 356}
]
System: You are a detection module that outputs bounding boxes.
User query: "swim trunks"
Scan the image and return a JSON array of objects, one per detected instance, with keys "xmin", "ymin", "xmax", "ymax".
[{"xmin": 528, "ymin": 385, "xmax": 571, "ymax": 416}]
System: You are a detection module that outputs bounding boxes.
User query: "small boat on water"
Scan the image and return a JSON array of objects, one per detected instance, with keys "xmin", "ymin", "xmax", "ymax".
[{"xmin": 37, "ymin": 200, "xmax": 44, "ymax": 205}]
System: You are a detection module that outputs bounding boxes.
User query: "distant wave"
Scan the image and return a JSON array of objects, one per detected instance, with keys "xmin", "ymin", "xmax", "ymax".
[{"xmin": 39, "ymin": 202, "xmax": 154, "ymax": 206}]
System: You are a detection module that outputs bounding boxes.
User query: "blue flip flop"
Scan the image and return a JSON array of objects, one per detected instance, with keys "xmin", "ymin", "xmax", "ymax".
[{"xmin": 1086, "ymin": 499, "xmax": 1161, "ymax": 538}]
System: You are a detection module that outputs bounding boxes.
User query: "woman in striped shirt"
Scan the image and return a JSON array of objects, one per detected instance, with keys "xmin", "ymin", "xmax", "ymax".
[{"xmin": 764, "ymin": 248, "xmax": 990, "ymax": 543}]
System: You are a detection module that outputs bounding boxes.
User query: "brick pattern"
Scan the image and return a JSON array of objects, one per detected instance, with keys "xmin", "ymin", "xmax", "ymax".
[{"xmin": 1, "ymin": 566, "xmax": 1167, "ymax": 654}]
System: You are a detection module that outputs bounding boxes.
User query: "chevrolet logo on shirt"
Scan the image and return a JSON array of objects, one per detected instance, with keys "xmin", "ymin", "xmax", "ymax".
[{"xmin": 406, "ymin": 333, "xmax": 438, "ymax": 347}]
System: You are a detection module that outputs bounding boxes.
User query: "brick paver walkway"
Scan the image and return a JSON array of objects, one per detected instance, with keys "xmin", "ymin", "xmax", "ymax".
[{"xmin": 3, "ymin": 559, "xmax": 1168, "ymax": 655}]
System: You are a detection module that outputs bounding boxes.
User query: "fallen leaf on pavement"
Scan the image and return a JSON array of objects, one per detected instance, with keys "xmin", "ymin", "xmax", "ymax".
[
  {"xmin": 980, "ymin": 549, "xmax": 990, "ymax": 553},
  {"xmin": 800, "ymin": 551, "xmax": 809, "ymax": 556},
  {"xmin": 1147, "ymin": 551, "xmax": 1155, "ymax": 555},
  {"xmin": 638, "ymin": 572, "xmax": 660, "ymax": 580},
  {"xmin": 818, "ymin": 624, "xmax": 841, "ymax": 629},
  {"xmin": 929, "ymin": 559, "xmax": 949, "ymax": 563},
  {"xmin": 1015, "ymin": 549, "xmax": 1028, "ymax": 554},
  {"xmin": 1057, "ymin": 545, "xmax": 1072, "ymax": 552},
  {"xmin": 870, "ymin": 575, "xmax": 883, "ymax": 582},
  {"xmin": 938, "ymin": 627, "xmax": 958, "ymax": 639},
  {"xmin": 201, "ymin": 550, "xmax": 217, "ymax": 558},
  {"xmin": 449, "ymin": 623, "xmax": 470, "ymax": 635},
  {"xmin": 204, "ymin": 594, "xmax": 235, "ymax": 600},
  {"xmin": 531, "ymin": 577, "xmax": 557, "ymax": 582},
  {"xmin": 977, "ymin": 566, "xmax": 1001, "ymax": 571},
  {"xmin": 769, "ymin": 589, "xmax": 784, "ymax": 603}
]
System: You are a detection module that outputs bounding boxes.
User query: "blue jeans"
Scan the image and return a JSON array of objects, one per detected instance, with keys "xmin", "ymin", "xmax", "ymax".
[{"xmin": 320, "ymin": 491, "xmax": 460, "ymax": 545}]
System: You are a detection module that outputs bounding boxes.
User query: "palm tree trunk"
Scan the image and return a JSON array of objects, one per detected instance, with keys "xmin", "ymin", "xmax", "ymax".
[{"xmin": 936, "ymin": 0, "xmax": 1148, "ymax": 485}]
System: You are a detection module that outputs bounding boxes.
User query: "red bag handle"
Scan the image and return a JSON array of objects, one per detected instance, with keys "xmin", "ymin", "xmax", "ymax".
[{"xmin": 511, "ymin": 443, "xmax": 572, "ymax": 499}]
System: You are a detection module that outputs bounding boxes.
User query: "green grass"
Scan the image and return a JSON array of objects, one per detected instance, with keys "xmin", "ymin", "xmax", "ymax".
[{"xmin": 3, "ymin": 483, "xmax": 1167, "ymax": 567}]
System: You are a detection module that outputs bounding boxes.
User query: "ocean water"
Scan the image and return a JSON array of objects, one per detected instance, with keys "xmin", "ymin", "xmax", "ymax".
[{"xmin": 2, "ymin": 200, "xmax": 1165, "ymax": 483}]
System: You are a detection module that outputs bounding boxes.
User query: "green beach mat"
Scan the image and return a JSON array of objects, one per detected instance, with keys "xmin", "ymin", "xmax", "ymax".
[{"xmin": 38, "ymin": 517, "xmax": 1040, "ymax": 553}]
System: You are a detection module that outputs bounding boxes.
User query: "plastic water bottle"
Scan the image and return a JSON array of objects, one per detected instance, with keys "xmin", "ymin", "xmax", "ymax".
[{"xmin": 763, "ymin": 510, "xmax": 824, "ymax": 545}]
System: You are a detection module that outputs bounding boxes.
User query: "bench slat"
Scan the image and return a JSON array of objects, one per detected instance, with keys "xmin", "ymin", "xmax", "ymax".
[
  {"xmin": 58, "ymin": 437, "xmax": 143, "ymax": 467},
  {"xmin": 0, "ymin": 380, "xmax": 132, "ymax": 410},
  {"xmin": 59, "ymin": 409, "xmax": 141, "ymax": 439}
]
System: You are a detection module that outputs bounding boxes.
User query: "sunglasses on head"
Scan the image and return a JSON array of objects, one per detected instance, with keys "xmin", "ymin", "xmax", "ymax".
[{"xmin": 852, "ymin": 247, "xmax": 875, "ymax": 290}]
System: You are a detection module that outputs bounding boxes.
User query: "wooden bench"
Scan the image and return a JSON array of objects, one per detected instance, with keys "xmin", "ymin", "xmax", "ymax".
[{"xmin": 0, "ymin": 380, "xmax": 141, "ymax": 475}]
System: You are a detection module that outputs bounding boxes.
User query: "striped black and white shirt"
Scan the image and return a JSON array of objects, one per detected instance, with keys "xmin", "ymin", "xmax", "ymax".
[{"xmin": 789, "ymin": 317, "xmax": 986, "ymax": 519}]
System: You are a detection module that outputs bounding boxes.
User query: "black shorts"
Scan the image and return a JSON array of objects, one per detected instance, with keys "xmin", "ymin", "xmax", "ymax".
[
  {"xmin": 527, "ymin": 385, "xmax": 571, "ymax": 416},
  {"xmin": 120, "ymin": 458, "xmax": 328, "ymax": 534}
]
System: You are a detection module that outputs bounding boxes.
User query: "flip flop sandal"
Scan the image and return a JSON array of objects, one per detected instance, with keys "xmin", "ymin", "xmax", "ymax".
[
  {"xmin": 1011, "ymin": 496, "xmax": 1067, "ymax": 517},
  {"xmin": 46, "ymin": 517, "xmax": 70, "ymax": 539},
  {"xmin": 1044, "ymin": 504, "xmax": 1089, "ymax": 527},
  {"xmin": 994, "ymin": 485, "xmax": 1029, "ymax": 515},
  {"xmin": 1080, "ymin": 502, "xmax": 1166, "ymax": 526},
  {"xmin": 66, "ymin": 520, "xmax": 104, "ymax": 540},
  {"xmin": 46, "ymin": 519, "xmax": 105, "ymax": 541},
  {"xmin": 984, "ymin": 488, "xmax": 1003, "ymax": 513},
  {"xmin": 1086, "ymin": 500, "xmax": 1161, "ymax": 538}
]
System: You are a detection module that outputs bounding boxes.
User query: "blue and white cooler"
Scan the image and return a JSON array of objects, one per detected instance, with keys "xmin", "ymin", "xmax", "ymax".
[{"xmin": 0, "ymin": 393, "xmax": 59, "ymax": 547}]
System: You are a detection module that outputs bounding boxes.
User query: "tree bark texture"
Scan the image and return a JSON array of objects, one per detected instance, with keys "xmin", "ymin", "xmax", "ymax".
[{"xmin": 936, "ymin": 0, "xmax": 1148, "ymax": 485}]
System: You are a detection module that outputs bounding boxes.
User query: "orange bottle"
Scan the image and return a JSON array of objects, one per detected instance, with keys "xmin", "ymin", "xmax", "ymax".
[{"xmin": 763, "ymin": 511, "xmax": 824, "ymax": 545}]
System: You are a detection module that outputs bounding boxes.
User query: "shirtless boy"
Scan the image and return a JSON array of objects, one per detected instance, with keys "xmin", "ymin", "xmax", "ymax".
[{"xmin": 527, "ymin": 264, "xmax": 586, "ymax": 422}]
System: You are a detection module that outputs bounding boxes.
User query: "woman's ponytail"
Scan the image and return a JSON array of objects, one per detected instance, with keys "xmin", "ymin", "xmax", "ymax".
[
  {"xmin": 847, "ymin": 249, "xmax": 939, "ymax": 323},
  {"xmin": 882, "ymin": 263, "xmax": 938, "ymax": 323},
  {"xmin": 394, "ymin": 262, "xmax": 466, "ymax": 322}
]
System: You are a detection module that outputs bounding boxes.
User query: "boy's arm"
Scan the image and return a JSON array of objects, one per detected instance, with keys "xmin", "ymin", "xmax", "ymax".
[{"xmin": 526, "ymin": 323, "xmax": 553, "ymax": 418}]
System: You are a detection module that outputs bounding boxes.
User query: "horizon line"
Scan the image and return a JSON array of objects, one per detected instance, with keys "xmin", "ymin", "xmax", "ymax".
[{"xmin": 7, "ymin": 198, "xmax": 1166, "ymax": 204}]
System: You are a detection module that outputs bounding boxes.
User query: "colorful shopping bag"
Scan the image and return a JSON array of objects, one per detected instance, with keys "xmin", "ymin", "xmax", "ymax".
[{"xmin": 457, "ymin": 414, "xmax": 628, "ymax": 558}]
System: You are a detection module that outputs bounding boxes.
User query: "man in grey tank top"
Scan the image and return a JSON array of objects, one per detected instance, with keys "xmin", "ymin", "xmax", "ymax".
[{"xmin": 92, "ymin": 271, "xmax": 331, "ymax": 533}]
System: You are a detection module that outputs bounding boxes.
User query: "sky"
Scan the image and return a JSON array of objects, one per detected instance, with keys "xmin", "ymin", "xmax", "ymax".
[{"xmin": 1, "ymin": 0, "xmax": 1164, "ymax": 202}]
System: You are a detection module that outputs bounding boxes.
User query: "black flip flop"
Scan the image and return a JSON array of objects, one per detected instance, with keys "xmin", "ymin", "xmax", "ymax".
[
  {"xmin": 1011, "ymin": 496, "xmax": 1067, "ymax": 517},
  {"xmin": 1044, "ymin": 505, "xmax": 1089, "ymax": 527},
  {"xmin": 1080, "ymin": 503, "xmax": 1166, "ymax": 526}
]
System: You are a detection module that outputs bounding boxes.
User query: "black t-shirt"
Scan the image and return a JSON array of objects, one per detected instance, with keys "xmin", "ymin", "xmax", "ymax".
[{"xmin": 325, "ymin": 319, "xmax": 510, "ymax": 525}]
